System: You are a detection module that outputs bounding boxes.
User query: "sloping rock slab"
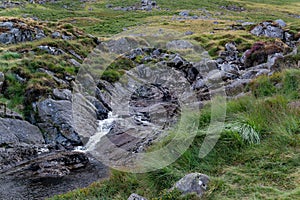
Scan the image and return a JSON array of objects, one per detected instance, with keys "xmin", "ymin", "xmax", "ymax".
[{"xmin": 0, "ymin": 118, "xmax": 43, "ymax": 145}]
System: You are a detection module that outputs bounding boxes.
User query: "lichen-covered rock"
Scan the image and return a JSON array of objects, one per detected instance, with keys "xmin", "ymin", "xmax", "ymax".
[{"xmin": 173, "ymin": 173, "xmax": 210, "ymax": 197}]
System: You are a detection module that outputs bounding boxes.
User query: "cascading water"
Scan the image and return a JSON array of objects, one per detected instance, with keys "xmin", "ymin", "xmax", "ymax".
[{"xmin": 84, "ymin": 112, "xmax": 119, "ymax": 151}]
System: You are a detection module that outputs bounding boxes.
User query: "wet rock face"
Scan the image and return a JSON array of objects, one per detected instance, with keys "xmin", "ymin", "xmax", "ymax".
[
  {"xmin": 104, "ymin": 84, "xmax": 181, "ymax": 153},
  {"xmin": 34, "ymin": 97, "xmax": 100, "ymax": 148},
  {"xmin": 0, "ymin": 20, "xmax": 46, "ymax": 44},
  {"xmin": 30, "ymin": 87, "xmax": 110, "ymax": 148},
  {"xmin": 129, "ymin": 84, "xmax": 180, "ymax": 126}
]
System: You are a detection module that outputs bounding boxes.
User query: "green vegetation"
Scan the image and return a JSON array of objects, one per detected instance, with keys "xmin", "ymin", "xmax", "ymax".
[
  {"xmin": 52, "ymin": 69, "xmax": 300, "ymax": 199},
  {"xmin": 0, "ymin": 0, "xmax": 299, "ymax": 199},
  {"xmin": 1, "ymin": 51, "xmax": 21, "ymax": 60}
]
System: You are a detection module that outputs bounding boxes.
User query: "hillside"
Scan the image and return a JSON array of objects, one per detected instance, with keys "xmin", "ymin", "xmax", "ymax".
[{"xmin": 0, "ymin": 0, "xmax": 299, "ymax": 199}]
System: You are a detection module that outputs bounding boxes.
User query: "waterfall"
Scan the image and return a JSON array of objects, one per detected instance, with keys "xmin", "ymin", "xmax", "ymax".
[{"xmin": 84, "ymin": 112, "xmax": 118, "ymax": 151}]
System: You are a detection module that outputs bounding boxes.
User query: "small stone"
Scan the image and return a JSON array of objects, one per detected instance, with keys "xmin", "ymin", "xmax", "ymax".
[
  {"xmin": 51, "ymin": 31, "xmax": 61, "ymax": 38},
  {"xmin": 179, "ymin": 10, "xmax": 190, "ymax": 17},
  {"xmin": 128, "ymin": 193, "xmax": 147, "ymax": 200},
  {"xmin": 185, "ymin": 31, "xmax": 194, "ymax": 35},
  {"xmin": 69, "ymin": 58, "xmax": 81, "ymax": 67}
]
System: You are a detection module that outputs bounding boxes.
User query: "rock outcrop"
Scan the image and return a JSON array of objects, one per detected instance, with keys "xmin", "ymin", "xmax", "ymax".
[
  {"xmin": 0, "ymin": 117, "xmax": 43, "ymax": 145},
  {"xmin": 0, "ymin": 143, "xmax": 108, "ymax": 199},
  {"xmin": 111, "ymin": 0, "xmax": 158, "ymax": 11},
  {"xmin": 0, "ymin": 1, "xmax": 24, "ymax": 9},
  {"xmin": 250, "ymin": 20, "xmax": 297, "ymax": 47},
  {"xmin": 0, "ymin": 19, "xmax": 45, "ymax": 44},
  {"xmin": 34, "ymin": 97, "xmax": 100, "ymax": 148}
]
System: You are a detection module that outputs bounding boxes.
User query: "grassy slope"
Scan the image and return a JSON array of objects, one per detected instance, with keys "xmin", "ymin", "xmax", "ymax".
[
  {"xmin": 52, "ymin": 70, "xmax": 300, "ymax": 200},
  {"xmin": 0, "ymin": 0, "xmax": 299, "ymax": 199}
]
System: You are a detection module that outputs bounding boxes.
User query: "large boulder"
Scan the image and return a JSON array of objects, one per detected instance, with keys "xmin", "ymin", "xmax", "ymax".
[
  {"xmin": 0, "ymin": 117, "xmax": 43, "ymax": 145},
  {"xmin": 250, "ymin": 21, "xmax": 284, "ymax": 39},
  {"xmin": 35, "ymin": 97, "xmax": 98, "ymax": 148},
  {"xmin": 172, "ymin": 173, "xmax": 210, "ymax": 197}
]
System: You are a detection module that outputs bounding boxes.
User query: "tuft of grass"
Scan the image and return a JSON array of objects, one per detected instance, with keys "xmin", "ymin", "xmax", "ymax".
[
  {"xmin": 1, "ymin": 51, "xmax": 21, "ymax": 60},
  {"xmin": 225, "ymin": 122, "xmax": 260, "ymax": 144}
]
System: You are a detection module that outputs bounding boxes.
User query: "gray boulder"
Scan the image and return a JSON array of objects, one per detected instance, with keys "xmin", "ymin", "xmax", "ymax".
[
  {"xmin": 250, "ymin": 21, "xmax": 284, "ymax": 39},
  {"xmin": 0, "ymin": 118, "xmax": 43, "ymax": 145},
  {"xmin": 53, "ymin": 88, "xmax": 72, "ymax": 101},
  {"xmin": 225, "ymin": 79, "xmax": 251, "ymax": 97},
  {"xmin": 173, "ymin": 173, "xmax": 210, "ymax": 197},
  {"xmin": 51, "ymin": 31, "xmax": 61, "ymax": 38},
  {"xmin": 36, "ymin": 98, "xmax": 98, "ymax": 147}
]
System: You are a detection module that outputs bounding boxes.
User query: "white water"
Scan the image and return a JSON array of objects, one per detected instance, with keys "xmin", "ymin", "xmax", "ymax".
[{"xmin": 84, "ymin": 112, "xmax": 118, "ymax": 151}]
